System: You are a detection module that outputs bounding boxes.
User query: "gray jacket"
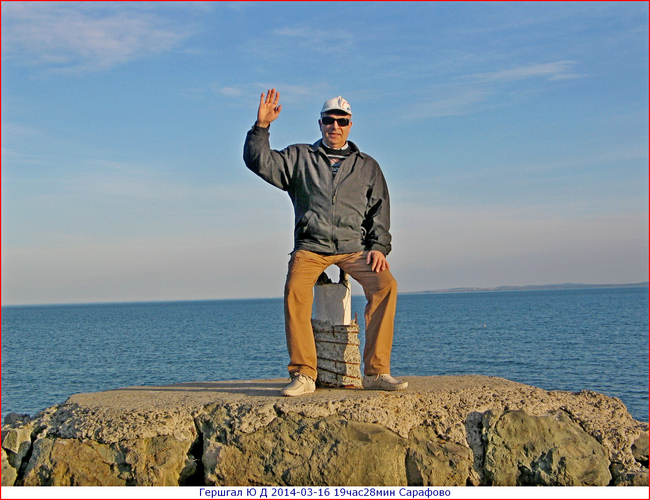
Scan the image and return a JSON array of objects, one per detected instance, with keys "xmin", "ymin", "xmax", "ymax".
[{"xmin": 244, "ymin": 125, "xmax": 392, "ymax": 256}]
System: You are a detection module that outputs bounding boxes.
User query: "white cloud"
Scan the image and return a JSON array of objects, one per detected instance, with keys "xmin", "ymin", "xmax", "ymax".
[
  {"xmin": 474, "ymin": 61, "xmax": 582, "ymax": 83},
  {"xmin": 216, "ymin": 86, "xmax": 245, "ymax": 97},
  {"xmin": 407, "ymin": 60, "xmax": 586, "ymax": 119},
  {"xmin": 270, "ymin": 25, "xmax": 354, "ymax": 53},
  {"xmin": 1, "ymin": 2, "xmax": 192, "ymax": 72},
  {"xmin": 208, "ymin": 82, "xmax": 332, "ymax": 106},
  {"xmin": 241, "ymin": 24, "xmax": 355, "ymax": 61},
  {"xmin": 407, "ymin": 88, "xmax": 491, "ymax": 118}
]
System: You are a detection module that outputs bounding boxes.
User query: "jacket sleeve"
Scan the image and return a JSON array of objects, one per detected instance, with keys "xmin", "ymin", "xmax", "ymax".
[
  {"xmin": 243, "ymin": 124, "xmax": 293, "ymax": 191},
  {"xmin": 363, "ymin": 166, "xmax": 392, "ymax": 256}
]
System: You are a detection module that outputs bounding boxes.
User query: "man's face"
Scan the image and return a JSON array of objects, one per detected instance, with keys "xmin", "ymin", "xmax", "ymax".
[{"xmin": 319, "ymin": 113, "xmax": 352, "ymax": 149}]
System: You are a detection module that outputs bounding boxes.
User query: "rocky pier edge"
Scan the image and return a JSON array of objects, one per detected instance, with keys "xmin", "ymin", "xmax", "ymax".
[{"xmin": 1, "ymin": 375, "xmax": 648, "ymax": 486}]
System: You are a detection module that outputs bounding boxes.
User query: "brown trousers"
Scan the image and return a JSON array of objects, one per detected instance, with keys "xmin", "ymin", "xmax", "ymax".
[{"xmin": 284, "ymin": 250, "xmax": 398, "ymax": 380}]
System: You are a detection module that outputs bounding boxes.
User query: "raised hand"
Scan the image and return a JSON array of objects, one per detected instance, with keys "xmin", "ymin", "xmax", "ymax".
[{"xmin": 256, "ymin": 89, "xmax": 282, "ymax": 128}]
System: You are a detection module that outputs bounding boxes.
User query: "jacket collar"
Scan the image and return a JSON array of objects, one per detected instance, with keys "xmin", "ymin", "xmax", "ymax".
[{"xmin": 310, "ymin": 139, "xmax": 364, "ymax": 158}]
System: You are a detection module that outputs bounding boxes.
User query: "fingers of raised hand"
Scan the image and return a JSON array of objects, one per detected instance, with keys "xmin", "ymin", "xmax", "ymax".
[{"xmin": 262, "ymin": 89, "xmax": 279, "ymax": 106}]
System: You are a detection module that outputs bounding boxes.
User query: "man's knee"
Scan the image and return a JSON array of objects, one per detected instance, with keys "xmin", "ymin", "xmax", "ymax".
[
  {"xmin": 284, "ymin": 271, "xmax": 320, "ymax": 302},
  {"xmin": 381, "ymin": 273, "xmax": 398, "ymax": 293},
  {"xmin": 284, "ymin": 278, "xmax": 311, "ymax": 300},
  {"xmin": 364, "ymin": 270, "xmax": 397, "ymax": 296}
]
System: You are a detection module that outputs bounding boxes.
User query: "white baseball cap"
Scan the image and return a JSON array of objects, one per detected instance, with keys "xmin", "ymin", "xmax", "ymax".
[{"xmin": 321, "ymin": 96, "xmax": 352, "ymax": 116}]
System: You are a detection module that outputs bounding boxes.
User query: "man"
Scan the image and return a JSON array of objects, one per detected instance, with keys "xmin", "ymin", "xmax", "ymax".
[{"xmin": 244, "ymin": 89, "xmax": 407, "ymax": 396}]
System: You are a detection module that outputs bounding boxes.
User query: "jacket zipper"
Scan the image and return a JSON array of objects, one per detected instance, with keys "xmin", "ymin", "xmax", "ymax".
[{"xmin": 331, "ymin": 180, "xmax": 337, "ymax": 250}]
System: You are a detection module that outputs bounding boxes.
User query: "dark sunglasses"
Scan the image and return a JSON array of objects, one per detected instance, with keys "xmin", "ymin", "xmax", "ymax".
[{"xmin": 321, "ymin": 116, "xmax": 350, "ymax": 127}]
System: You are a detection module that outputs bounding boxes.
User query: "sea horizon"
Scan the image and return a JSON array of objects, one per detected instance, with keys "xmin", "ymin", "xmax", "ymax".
[{"xmin": 2, "ymin": 281, "xmax": 647, "ymax": 309}]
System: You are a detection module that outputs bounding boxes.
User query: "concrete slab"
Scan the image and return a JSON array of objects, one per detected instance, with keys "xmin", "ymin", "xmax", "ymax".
[{"xmin": 64, "ymin": 375, "xmax": 525, "ymax": 412}]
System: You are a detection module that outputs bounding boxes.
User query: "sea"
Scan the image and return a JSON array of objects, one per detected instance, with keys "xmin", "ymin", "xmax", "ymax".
[{"xmin": 1, "ymin": 286, "xmax": 648, "ymax": 422}]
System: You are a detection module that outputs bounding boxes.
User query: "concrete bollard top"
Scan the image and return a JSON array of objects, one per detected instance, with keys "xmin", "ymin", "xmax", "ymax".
[{"xmin": 313, "ymin": 271, "xmax": 352, "ymax": 325}]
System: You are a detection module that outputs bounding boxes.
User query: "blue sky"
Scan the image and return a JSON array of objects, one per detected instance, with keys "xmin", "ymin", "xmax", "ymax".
[{"xmin": 1, "ymin": 1, "xmax": 648, "ymax": 305}]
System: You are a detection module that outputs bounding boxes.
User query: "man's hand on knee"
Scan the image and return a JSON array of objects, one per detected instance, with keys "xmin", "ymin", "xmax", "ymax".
[{"xmin": 367, "ymin": 250, "xmax": 389, "ymax": 273}]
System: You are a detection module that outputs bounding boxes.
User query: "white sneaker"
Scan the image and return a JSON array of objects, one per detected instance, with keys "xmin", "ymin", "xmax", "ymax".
[
  {"xmin": 363, "ymin": 374, "xmax": 408, "ymax": 391},
  {"xmin": 281, "ymin": 373, "xmax": 316, "ymax": 397}
]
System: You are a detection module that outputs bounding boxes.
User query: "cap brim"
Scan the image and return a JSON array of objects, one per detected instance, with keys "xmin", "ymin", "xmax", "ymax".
[{"xmin": 321, "ymin": 109, "xmax": 351, "ymax": 115}]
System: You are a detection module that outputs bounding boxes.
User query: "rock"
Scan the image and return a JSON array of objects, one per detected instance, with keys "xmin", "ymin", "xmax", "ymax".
[
  {"xmin": 2, "ymin": 425, "xmax": 33, "ymax": 468},
  {"xmin": 610, "ymin": 463, "xmax": 649, "ymax": 486},
  {"xmin": 198, "ymin": 412, "xmax": 407, "ymax": 486},
  {"xmin": 2, "ymin": 376, "xmax": 647, "ymax": 486},
  {"xmin": 611, "ymin": 431, "xmax": 650, "ymax": 486},
  {"xmin": 2, "ymin": 449, "xmax": 18, "ymax": 486},
  {"xmin": 1, "ymin": 421, "xmax": 34, "ymax": 485},
  {"xmin": 482, "ymin": 409, "xmax": 611, "ymax": 485},
  {"xmin": 406, "ymin": 426, "xmax": 474, "ymax": 486},
  {"xmin": 633, "ymin": 431, "xmax": 649, "ymax": 467},
  {"xmin": 3, "ymin": 413, "xmax": 31, "ymax": 427},
  {"xmin": 20, "ymin": 435, "xmax": 198, "ymax": 486}
]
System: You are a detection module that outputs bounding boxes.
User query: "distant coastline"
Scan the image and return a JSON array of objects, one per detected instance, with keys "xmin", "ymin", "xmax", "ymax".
[
  {"xmin": 3, "ymin": 283, "xmax": 647, "ymax": 308},
  {"xmin": 405, "ymin": 282, "xmax": 649, "ymax": 295}
]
